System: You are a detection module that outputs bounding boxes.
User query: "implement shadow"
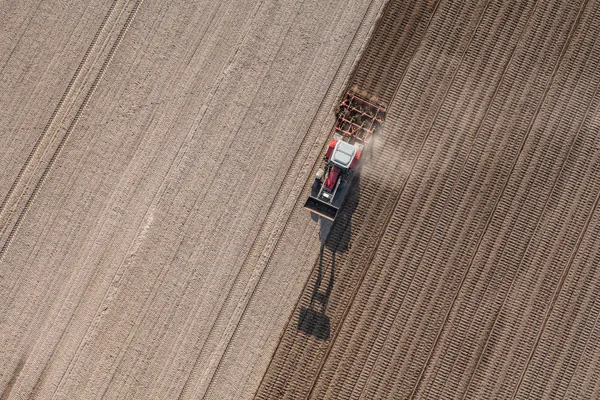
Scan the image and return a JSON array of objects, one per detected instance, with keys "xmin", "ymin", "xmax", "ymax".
[{"xmin": 298, "ymin": 176, "xmax": 360, "ymax": 340}]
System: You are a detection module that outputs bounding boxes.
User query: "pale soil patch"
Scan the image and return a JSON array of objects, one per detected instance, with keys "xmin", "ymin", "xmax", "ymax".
[{"xmin": 0, "ymin": 0, "xmax": 385, "ymax": 398}]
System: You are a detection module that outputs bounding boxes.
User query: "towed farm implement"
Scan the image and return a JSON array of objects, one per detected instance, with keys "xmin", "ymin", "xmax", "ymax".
[{"xmin": 304, "ymin": 90, "xmax": 386, "ymax": 220}]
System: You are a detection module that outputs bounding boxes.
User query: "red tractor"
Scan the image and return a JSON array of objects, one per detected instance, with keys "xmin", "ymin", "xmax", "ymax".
[{"xmin": 304, "ymin": 90, "xmax": 386, "ymax": 220}]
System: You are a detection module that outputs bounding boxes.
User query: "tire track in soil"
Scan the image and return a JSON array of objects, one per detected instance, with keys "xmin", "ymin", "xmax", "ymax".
[
  {"xmin": 0, "ymin": 0, "xmax": 121, "ymax": 239},
  {"xmin": 0, "ymin": 0, "xmax": 144, "ymax": 395},
  {"xmin": 47, "ymin": 0, "xmax": 273, "ymax": 397},
  {"xmin": 0, "ymin": 0, "xmax": 140, "ymax": 395},
  {"xmin": 0, "ymin": 0, "xmax": 141, "ymax": 265},
  {"xmin": 0, "ymin": 3, "xmax": 146, "ymax": 366}
]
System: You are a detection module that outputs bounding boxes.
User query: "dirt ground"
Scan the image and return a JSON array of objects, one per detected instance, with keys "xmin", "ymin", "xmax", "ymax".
[
  {"xmin": 0, "ymin": 0, "xmax": 387, "ymax": 398},
  {"xmin": 3, "ymin": 0, "xmax": 600, "ymax": 399},
  {"xmin": 258, "ymin": 0, "xmax": 600, "ymax": 399}
]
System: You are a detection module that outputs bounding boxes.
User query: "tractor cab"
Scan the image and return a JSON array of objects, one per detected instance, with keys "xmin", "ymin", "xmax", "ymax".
[{"xmin": 330, "ymin": 140, "xmax": 357, "ymax": 169}]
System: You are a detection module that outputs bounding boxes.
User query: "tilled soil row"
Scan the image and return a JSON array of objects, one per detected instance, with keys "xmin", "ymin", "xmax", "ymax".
[
  {"xmin": 255, "ymin": 0, "xmax": 600, "ymax": 399},
  {"xmin": 256, "ymin": 0, "xmax": 495, "ymax": 397},
  {"xmin": 339, "ymin": 1, "xmax": 599, "ymax": 399}
]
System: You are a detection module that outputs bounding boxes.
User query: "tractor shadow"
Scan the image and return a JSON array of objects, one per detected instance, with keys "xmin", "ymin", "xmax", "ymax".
[{"xmin": 300, "ymin": 177, "xmax": 360, "ymax": 340}]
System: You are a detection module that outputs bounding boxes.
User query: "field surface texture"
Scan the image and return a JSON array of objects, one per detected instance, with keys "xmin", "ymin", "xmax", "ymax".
[
  {"xmin": 257, "ymin": 0, "xmax": 600, "ymax": 399},
  {"xmin": 1, "ymin": 0, "xmax": 600, "ymax": 399},
  {"xmin": 0, "ymin": 0, "xmax": 386, "ymax": 398}
]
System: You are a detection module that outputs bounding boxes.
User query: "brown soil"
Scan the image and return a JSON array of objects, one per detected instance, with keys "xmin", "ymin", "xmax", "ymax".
[
  {"xmin": 3, "ymin": 0, "xmax": 600, "ymax": 399},
  {"xmin": 257, "ymin": 0, "xmax": 600, "ymax": 399}
]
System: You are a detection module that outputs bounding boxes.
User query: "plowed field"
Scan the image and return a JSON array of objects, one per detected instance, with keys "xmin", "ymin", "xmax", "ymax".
[
  {"xmin": 257, "ymin": 0, "xmax": 600, "ymax": 399},
  {"xmin": 2, "ymin": 0, "xmax": 600, "ymax": 399}
]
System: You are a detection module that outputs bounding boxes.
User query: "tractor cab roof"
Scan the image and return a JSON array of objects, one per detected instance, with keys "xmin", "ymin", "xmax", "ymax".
[{"xmin": 331, "ymin": 140, "xmax": 356, "ymax": 169}]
